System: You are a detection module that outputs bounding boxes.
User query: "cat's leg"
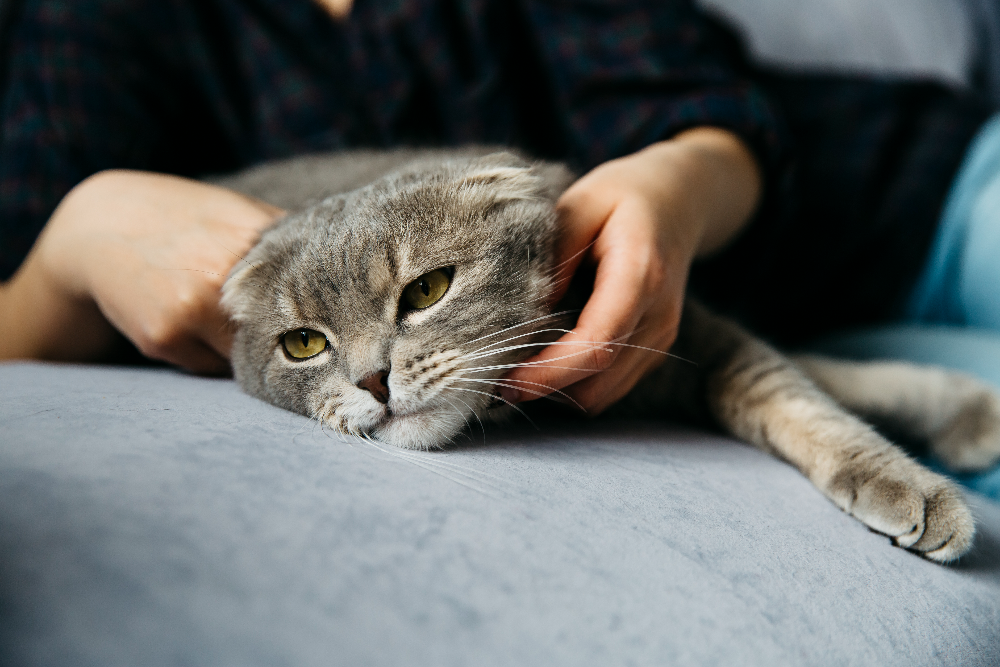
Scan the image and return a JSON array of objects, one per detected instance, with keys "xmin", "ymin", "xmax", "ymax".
[
  {"xmin": 685, "ymin": 307, "xmax": 975, "ymax": 562},
  {"xmin": 793, "ymin": 355, "xmax": 1000, "ymax": 473}
]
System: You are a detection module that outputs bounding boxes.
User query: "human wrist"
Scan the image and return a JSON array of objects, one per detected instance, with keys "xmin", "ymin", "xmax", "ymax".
[
  {"xmin": 34, "ymin": 171, "xmax": 116, "ymax": 300},
  {"xmin": 0, "ymin": 251, "xmax": 116, "ymax": 360},
  {"xmin": 637, "ymin": 127, "xmax": 762, "ymax": 258}
]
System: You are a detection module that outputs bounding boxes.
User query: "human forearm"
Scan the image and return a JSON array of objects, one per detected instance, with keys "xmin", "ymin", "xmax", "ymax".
[
  {"xmin": 633, "ymin": 127, "xmax": 762, "ymax": 258},
  {"xmin": 0, "ymin": 254, "xmax": 117, "ymax": 361}
]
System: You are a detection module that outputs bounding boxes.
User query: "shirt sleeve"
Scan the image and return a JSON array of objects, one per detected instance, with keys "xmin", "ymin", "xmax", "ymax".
[
  {"xmin": 0, "ymin": 0, "xmax": 246, "ymax": 280},
  {"xmin": 0, "ymin": 0, "xmax": 790, "ymax": 280}
]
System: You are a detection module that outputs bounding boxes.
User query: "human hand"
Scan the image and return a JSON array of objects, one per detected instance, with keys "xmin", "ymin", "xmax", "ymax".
[
  {"xmin": 502, "ymin": 128, "xmax": 761, "ymax": 414},
  {"xmin": 3, "ymin": 171, "xmax": 284, "ymax": 373}
]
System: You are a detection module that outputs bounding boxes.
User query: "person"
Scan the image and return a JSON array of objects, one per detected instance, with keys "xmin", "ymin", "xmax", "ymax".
[{"xmin": 0, "ymin": 0, "xmax": 992, "ymax": 418}]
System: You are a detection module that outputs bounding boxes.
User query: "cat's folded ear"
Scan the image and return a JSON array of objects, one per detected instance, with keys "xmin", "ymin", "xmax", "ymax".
[
  {"xmin": 458, "ymin": 154, "xmax": 575, "ymax": 203},
  {"xmin": 220, "ymin": 265, "xmax": 257, "ymax": 323},
  {"xmin": 220, "ymin": 249, "xmax": 281, "ymax": 324}
]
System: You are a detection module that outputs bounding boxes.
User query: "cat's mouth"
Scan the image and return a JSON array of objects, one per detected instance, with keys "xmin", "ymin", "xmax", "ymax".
[
  {"xmin": 370, "ymin": 406, "xmax": 469, "ymax": 450},
  {"xmin": 359, "ymin": 385, "xmax": 504, "ymax": 449},
  {"xmin": 373, "ymin": 402, "xmax": 424, "ymax": 430}
]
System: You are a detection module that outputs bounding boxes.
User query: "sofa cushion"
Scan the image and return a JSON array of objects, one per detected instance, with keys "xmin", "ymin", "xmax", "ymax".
[
  {"xmin": 1, "ymin": 361, "xmax": 998, "ymax": 666},
  {"xmin": 698, "ymin": 0, "xmax": 974, "ymax": 86}
]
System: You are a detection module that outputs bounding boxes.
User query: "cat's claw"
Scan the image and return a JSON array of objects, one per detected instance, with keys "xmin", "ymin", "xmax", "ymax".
[
  {"xmin": 829, "ymin": 455, "xmax": 975, "ymax": 563},
  {"xmin": 914, "ymin": 486, "xmax": 976, "ymax": 562}
]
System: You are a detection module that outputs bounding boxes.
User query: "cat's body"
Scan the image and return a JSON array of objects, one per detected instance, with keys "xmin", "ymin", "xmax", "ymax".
[{"xmin": 218, "ymin": 150, "xmax": 1000, "ymax": 562}]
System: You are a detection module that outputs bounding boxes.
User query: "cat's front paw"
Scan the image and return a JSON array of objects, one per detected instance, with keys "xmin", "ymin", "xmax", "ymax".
[
  {"xmin": 827, "ymin": 453, "xmax": 974, "ymax": 563},
  {"xmin": 932, "ymin": 380, "xmax": 1000, "ymax": 472}
]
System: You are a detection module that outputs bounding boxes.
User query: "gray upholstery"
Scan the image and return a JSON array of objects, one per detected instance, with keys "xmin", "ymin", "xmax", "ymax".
[
  {"xmin": 1, "ymin": 362, "xmax": 999, "ymax": 666},
  {"xmin": 698, "ymin": 0, "xmax": 975, "ymax": 86}
]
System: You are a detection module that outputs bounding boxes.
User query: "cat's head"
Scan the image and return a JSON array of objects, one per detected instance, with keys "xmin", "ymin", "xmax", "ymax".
[{"xmin": 223, "ymin": 153, "xmax": 574, "ymax": 449}]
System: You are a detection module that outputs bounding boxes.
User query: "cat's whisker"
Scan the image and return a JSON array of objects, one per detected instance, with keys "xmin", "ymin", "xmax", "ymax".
[
  {"xmin": 464, "ymin": 310, "xmax": 580, "ymax": 346},
  {"xmin": 438, "ymin": 394, "xmax": 475, "ymax": 437},
  {"xmin": 465, "ymin": 318, "xmax": 697, "ymax": 367},
  {"xmin": 160, "ymin": 268, "xmax": 227, "ymax": 277},
  {"xmin": 450, "ymin": 377, "xmax": 554, "ymax": 400},
  {"xmin": 505, "ymin": 291, "xmax": 553, "ymax": 310},
  {"xmin": 446, "ymin": 387, "xmax": 538, "ymax": 430},
  {"xmin": 359, "ymin": 433, "xmax": 500, "ymax": 498},
  {"xmin": 395, "ymin": 456, "xmax": 504, "ymax": 497},
  {"xmin": 353, "ymin": 439, "xmax": 412, "ymax": 467},
  {"xmin": 449, "ymin": 377, "xmax": 584, "ymax": 411},
  {"xmin": 291, "ymin": 410, "xmax": 326, "ymax": 447},
  {"xmin": 607, "ymin": 323, "xmax": 697, "ymax": 366},
  {"xmin": 461, "ymin": 341, "xmax": 608, "ymax": 362},
  {"xmin": 550, "ymin": 238, "xmax": 598, "ymax": 276},
  {"xmin": 440, "ymin": 393, "xmax": 487, "ymax": 445},
  {"xmin": 461, "ymin": 327, "xmax": 575, "ymax": 358},
  {"xmin": 464, "ymin": 335, "xmax": 611, "ymax": 359},
  {"xmin": 312, "ymin": 414, "xmax": 328, "ymax": 440},
  {"xmin": 464, "ymin": 332, "xmax": 698, "ymax": 372},
  {"xmin": 460, "ymin": 346, "xmax": 612, "ymax": 373},
  {"xmin": 355, "ymin": 432, "xmax": 394, "ymax": 455},
  {"xmin": 383, "ymin": 441, "xmax": 513, "ymax": 489},
  {"xmin": 324, "ymin": 417, "xmax": 387, "ymax": 459},
  {"xmin": 460, "ymin": 344, "xmax": 620, "ymax": 371},
  {"xmin": 463, "ymin": 339, "xmax": 692, "ymax": 364},
  {"xmin": 463, "ymin": 362, "xmax": 603, "ymax": 373},
  {"xmin": 312, "ymin": 406, "xmax": 344, "ymax": 441},
  {"xmin": 156, "ymin": 267, "xmax": 270, "ymax": 292},
  {"xmin": 216, "ymin": 240, "xmax": 259, "ymax": 271},
  {"xmin": 325, "ymin": 421, "xmax": 356, "ymax": 448}
]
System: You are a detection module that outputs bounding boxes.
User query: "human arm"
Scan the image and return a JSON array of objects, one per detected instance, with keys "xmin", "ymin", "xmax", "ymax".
[
  {"xmin": 314, "ymin": 0, "xmax": 353, "ymax": 19},
  {"xmin": 0, "ymin": 171, "xmax": 284, "ymax": 373},
  {"xmin": 501, "ymin": 126, "xmax": 762, "ymax": 413}
]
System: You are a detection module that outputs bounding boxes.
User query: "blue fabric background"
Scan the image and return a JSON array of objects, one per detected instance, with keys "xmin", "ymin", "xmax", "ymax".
[{"xmin": 810, "ymin": 326, "xmax": 1000, "ymax": 499}]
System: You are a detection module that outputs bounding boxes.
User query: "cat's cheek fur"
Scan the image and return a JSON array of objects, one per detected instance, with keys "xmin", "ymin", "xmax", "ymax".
[
  {"xmin": 386, "ymin": 348, "xmax": 463, "ymax": 413},
  {"xmin": 311, "ymin": 379, "xmax": 388, "ymax": 436},
  {"xmin": 373, "ymin": 409, "xmax": 470, "ymax": 450}
]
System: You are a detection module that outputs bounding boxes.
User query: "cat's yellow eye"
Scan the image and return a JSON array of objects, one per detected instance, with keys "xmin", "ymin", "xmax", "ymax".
[
  {"xmin": 281, "ymin": 329, "xmax": 328, "ymax": 359},
  {"xmin": 403, "ymin": 269, "xmax": 450, "ymax": 310}
]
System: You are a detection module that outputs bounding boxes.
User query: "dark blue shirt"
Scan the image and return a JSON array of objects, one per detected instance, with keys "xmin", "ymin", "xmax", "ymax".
[
  {"xmin": 0, "ymin": 0, "xmax": 991, "ymax": 341},
  {"xmin": 0, "ymin": 0, "xmax": 783, "ymax": 271}
]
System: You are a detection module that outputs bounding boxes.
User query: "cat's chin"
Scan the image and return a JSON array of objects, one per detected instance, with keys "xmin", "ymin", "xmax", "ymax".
[{"xmin": 370, "ymin": 409, "xmax": 469, "ymax": 451}]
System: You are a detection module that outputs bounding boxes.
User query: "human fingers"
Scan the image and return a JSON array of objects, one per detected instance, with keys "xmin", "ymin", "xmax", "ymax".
[
  {"xmin": 547, "ymin": 175, "xmax": 617, "ymax": 302},
  {"xmin": 155, "ymin": 336, "xmax": 231, "ymax": 376},
  {"xmin": 120, "ymin": 297, "xmax": 231, "ymax": 375},
  {"xmin": 560, "ymin": 279, "xmax": 687, "ymax": 414},
  {"xmin": 194, "ymin": 305, "xmax": 236, "ymax": 361},
  {"xmin": 501, "ymin": 228, "xmax": 657, "ymax": 402},
  {"xmin": 561, "ymin": 323, "xmax": 680, "ymax": 414},
  {"xmin": 88, "ymin": 252, "xmax": 230, "ymax": 371},
  {"xmin": 118, "ymin": 305, "xmax": 233, "ymax": 376}
]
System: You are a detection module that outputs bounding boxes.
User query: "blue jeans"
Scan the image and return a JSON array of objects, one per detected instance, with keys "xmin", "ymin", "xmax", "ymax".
[{"xmin": 906, "ymin": 113, "xmax": 1000, "ymax": 328}]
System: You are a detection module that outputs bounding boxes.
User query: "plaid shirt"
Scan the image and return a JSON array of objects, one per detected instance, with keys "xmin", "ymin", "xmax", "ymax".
[
  {"xmin": 0, "ymin": 0, "xmax": 992, "ymax": 340},
  {"xmin": 0, "ymin": 0, "xmax": 782, "ymax": 273}
]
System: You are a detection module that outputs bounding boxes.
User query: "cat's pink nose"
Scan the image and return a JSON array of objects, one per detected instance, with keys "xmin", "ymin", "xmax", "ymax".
[{"xmin": 358, "ymin": 370, "xmax": 390, "ymax": 404}]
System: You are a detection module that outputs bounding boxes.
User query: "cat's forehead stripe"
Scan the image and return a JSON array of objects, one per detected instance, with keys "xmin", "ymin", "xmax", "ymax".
[{"xmin": 355, "ymin": 244, "xmax": 399, "ymax": 292}]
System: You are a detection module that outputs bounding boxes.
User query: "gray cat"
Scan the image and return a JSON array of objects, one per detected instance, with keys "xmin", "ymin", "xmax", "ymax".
[{"xmin": 217, "ymin": 149, "xmax": 1000, "ymax": 563}]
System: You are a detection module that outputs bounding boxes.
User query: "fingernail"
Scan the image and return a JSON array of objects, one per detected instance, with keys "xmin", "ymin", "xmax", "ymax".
[{"xmin": 500, "ymin": 387, "xmax": 521, "ymax": 404}]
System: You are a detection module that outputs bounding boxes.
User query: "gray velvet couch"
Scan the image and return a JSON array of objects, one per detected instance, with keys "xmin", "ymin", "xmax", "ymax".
[
  {"xmin": 3, "ymin": 1, "xmax": 1000, "ymax": 665},
  {"xmin": 1, "ymin": 360, "xmax": 999, "ymax": 666}
]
